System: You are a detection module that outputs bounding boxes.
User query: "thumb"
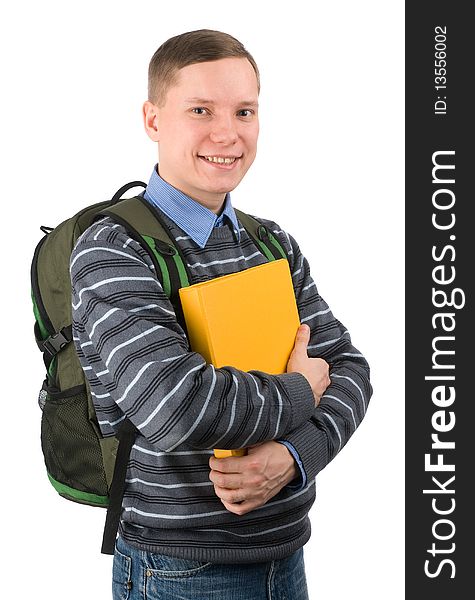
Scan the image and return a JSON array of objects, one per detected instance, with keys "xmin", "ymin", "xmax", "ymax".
[{"xmin": 292, "ymin": 324, "xmax": 310, "ymax": 355}]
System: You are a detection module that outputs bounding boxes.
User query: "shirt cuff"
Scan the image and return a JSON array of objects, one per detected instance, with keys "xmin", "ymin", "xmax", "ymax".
[{"xmin": 276, "ymin": 440, "xmax": 307, "ymax": 492}]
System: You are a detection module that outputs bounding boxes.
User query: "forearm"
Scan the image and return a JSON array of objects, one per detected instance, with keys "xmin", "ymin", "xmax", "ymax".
[{"xmin": 81, "ymin": 336, "xmax": 315, "ymax": 451}]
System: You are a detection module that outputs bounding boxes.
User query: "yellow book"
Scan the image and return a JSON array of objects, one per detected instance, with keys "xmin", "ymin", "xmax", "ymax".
[{"xmin": 178, "ymin": 258, "xmax": 301, "ymax": 458}]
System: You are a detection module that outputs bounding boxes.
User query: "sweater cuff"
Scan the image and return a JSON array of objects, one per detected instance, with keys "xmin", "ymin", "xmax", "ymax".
[
  {"xmin": 275, "ymin": 372, "xmax": 315, "ymax": 430},
  {"xmin": 282, "ymin": 420, "xmax": 330, "ymax": 483}
]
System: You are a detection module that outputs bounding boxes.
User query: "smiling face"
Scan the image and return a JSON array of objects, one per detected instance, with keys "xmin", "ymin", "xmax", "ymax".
[{"xmin": 143, "ymin": 57, "xmax": 259, "ymax": 212}]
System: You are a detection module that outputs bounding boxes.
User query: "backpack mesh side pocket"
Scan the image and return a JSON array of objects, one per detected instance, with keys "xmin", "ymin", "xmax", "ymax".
[{"xmin": 39, "ymin": 382, "xmax": 109, "ymax": 507}]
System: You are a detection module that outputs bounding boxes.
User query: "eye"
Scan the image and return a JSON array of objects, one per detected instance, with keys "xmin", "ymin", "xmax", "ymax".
[
  {"xmin": 191, "ymin": 107, "xmax": 208, "ymax": 115},
  {"xmin": 238, "ymin": 109, "xmax": 254, "ymax": 117}
]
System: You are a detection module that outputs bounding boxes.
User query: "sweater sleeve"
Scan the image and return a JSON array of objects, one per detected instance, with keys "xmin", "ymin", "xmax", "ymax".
[
  {"xmin": 70, "ymin": 221, "xmax": 315, "ymax": 453},
  {"xmin": 265, "ymin": 221, "xmax": 373, "ymax": 483}
]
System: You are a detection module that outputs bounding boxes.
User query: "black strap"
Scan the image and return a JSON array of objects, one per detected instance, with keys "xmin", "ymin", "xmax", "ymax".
[
  {"xmin": 110, "ymin": 181, "xmax": 146, "ymax": 204},
  {"xmin": 101, "ymin": 418, "xmax": 138, "ymax": 555}
]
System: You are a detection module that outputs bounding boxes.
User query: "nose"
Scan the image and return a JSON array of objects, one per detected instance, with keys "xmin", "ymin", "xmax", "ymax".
[{"xmin": 209, "ymin": 115, "xmax": 239, "ymax": 145}]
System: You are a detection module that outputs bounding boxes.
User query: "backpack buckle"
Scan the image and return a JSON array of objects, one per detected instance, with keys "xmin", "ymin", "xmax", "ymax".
[
  {"xmin": 154, "ymin": 239, "xmax": 176, "ymax": 256},
  {"xmin": 42, "ymin": 326, "xmax": 72, "ymax": 359},
  {"xmin": 257, "ymin": 225, "xmax": 269, "ymax": 242}
]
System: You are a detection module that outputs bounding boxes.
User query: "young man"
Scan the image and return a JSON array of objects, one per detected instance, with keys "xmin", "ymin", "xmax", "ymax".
[{"xmin": 70, "ymin": 29, "xmax": 372, "ymax": 600}]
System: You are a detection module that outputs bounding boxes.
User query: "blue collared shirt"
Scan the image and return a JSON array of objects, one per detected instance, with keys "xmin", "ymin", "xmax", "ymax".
[
  {"xmin": 142, "ymin": 165, "xmax": 241, "ymax": 249},
  {"xmin": 143, "ymin": 165, "xmax": 306, "ymax": 491}
]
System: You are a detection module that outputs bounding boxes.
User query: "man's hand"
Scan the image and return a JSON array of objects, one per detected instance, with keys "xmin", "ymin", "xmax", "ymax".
[
  {"xmin": 287, "ymin": 324, "xmax": 331, "ymax": 406},
  {"xmin": 209, "ymin": 440, "xmax": 299, "ymax": 516}
]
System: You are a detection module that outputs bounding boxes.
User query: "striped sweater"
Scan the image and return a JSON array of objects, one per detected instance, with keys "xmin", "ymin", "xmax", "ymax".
[{"xmin": 70, "ymin": 205, "xmax": 372, "ymax": 564}]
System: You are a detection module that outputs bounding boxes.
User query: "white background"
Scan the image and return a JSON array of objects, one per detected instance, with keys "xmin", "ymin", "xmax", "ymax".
[{"xmin": 1, "ymin": 1, "xmax": 404, "ymax": 598}]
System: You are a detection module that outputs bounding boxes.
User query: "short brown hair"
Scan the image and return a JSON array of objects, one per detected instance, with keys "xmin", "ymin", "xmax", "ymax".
[{"xmin": 147, "ymin": 29, "xmax": 260, "ymax": 107}]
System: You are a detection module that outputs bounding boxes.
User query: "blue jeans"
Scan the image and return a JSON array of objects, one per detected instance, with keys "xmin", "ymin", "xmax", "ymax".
[{"xmin": 113, "ymin": 535, "xmax": 310, "ymax": 600}]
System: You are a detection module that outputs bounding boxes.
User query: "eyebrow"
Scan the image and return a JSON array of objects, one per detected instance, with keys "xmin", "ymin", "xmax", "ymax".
[{"xmin": 184, "ymin": 97, "xmax": 259, "ymax": 107}]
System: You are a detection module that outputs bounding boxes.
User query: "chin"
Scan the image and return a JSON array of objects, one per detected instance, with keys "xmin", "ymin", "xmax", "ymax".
[
  {"xmin": 210, "ymin": 185, "xmax": 239, "ymax": 195},
  {"xmin": 203, "ymin": 178, "xmax": 240, "ymax": 192}
]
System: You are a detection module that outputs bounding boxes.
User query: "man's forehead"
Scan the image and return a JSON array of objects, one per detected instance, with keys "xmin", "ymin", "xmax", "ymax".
[{"xmin": 170, "ymin": 58, "xmax": 258, "ymax": 99}]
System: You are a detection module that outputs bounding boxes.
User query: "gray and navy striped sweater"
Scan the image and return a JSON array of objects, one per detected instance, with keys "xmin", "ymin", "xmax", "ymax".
[{"xmin": 70, "ymin": 207, "xmax": 372, "ymax": 564}]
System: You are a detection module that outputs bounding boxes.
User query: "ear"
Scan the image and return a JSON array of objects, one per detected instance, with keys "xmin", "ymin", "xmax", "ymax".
[{"xmin": 142, "ymin": 101, "xmax": 160, "ymax": 142}]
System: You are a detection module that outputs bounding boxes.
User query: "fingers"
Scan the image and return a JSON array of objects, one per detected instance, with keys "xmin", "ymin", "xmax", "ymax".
[
  {"xmin": 216, "ymin": 487, "xmax": 246, "ymax": 504},
  {"xmin": 209, "ymin": 467, "xmax": 241, "ymax": 490},
  {"xmin": 221, "ymin": 498, "xmax": 252, "ymax": 516},
  {"xmin": 209, "ymin": 455, "xmax": 246, "ymax": 473},
  {"xmin": 292, "ymin": 324, "xmax": 310, "ymax": 355}
]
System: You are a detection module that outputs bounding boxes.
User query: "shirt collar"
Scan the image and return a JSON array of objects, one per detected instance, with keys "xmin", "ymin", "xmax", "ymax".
[{"xmin": 142, "ymin": 164, "xmax": 241, "ymax": 249}]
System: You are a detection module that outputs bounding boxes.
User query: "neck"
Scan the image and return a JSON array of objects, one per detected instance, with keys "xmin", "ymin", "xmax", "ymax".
[
  {"xmin": 156, "ymin": 167, "xmax": 226, "ymax": 215},
  {"xmin": 189, "ymin": 194, "xmax": 226, "ymax": 215}
]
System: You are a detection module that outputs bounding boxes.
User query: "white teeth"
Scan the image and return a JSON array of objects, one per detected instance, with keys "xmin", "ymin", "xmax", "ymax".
[{"xmin": 204, "ymin": 156, "xmax": 236, "ymax": 164}]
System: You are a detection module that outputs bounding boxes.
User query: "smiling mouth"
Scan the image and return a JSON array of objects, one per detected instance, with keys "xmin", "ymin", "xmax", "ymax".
[
  {"xmin": 199, "ymin": 154, "xmax": 241, "ymax": 165},
  {"xmin": 198, "ymin": 155, "xmax": 242, "ymax": 169}
]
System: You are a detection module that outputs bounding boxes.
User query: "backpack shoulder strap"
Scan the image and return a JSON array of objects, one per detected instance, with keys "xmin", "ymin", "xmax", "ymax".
[
  {"xmin": 102, "ymin": 194, "xmax": 172, "ymax": 242},
  {"xmin": 234, "ymin": 209, "xmax": 288, "ymax": 262},
  {"xmin": 100, "ymin": 196, "xmax": 190, "ymax": 337},
  {"xmin": 102, "ymin": 195, "xmax": 189, "ymax": 286}
]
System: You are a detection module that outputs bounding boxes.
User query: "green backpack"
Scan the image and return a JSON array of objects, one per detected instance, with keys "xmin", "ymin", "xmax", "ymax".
[{"xmin": 31, "ymin": 180, "xmax": 288, "ymax": 553}]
